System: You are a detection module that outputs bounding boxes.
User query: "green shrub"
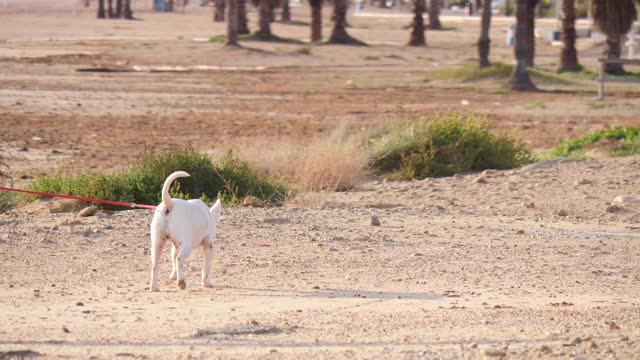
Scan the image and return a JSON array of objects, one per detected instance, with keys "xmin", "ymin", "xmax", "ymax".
[
  {"xmin": 367, "ymin": 112, "xmax": 534, "ymax": 180},
  {"xmin": 29, "ymin": 148, "xmax": 288, "ymax": 209},
  {"xmin": 547, "ymin": 127, "xmax": 640, "ymax": 159},
  {"xmin": 0, "ymin": 159, "xmax": 13, "ymax": 213}
]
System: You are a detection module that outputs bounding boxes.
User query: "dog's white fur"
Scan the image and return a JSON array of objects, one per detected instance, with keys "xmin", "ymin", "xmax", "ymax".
[{"xmin": 149, "ymin": 171, "xmax": 221, "ymax": 292}]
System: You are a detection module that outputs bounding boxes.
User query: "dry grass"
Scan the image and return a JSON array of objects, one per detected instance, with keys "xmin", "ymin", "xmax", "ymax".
[{"xmin": 239, "ymin": 125, "xmax": 369, "ymax": 193}]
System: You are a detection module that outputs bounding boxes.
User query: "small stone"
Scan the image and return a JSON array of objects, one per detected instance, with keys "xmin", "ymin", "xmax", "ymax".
[
  {"xmin": 482, "ymin": 169, "xmax": 494, "ymax": 176},
  {"xmin": 569, "ymin": 337, "xmax": 582, "ymax": 345},
  {"xmin": 78, "ymin": 205, "xmax": 98, "ymax": 217},
  {"xmin": 557, "ymin": 209, "xmax": 569, "ymax": 217},
  {"xmin": 75, "ymin": 302, "xmax": 84, "ymax": 306},
  {"xmin": 370, "ymin": 215, "xmax": 381, "ymax": 226},
  {"xmin": 613, "ymin": 195, "xmax": 640, "ymax": 205},
  {"xmin": 62, "ymin": 325, "xmax": 70, "ymax": 333},
  {"xmin": 537, "ymin": 345, "xmax": 552, "ymax": 354},
  {"xmin": 515, "ymin": 230, "xmax": 525, "ymax": 235},
  {"xmin": 575, "ymin": 179, "xmax": 593, "ymax": 185},
  {"xmin": 607, "ymin": 321, "xmax": 620, "ymax": 330},
  {"xmin": 586, "ymin": 340, "xmax": 598, "ymax": 349},
  {"xmin": 242, "ymin": 196, "xmax": 266, "ymax": 207},
  {"xmin": 483, "ymin": 348, "xmax": 507, "ymax": 357},
  {"xmin": 523, "ymin": 202, "xmax": 535, "ymax": 208},
  {"xmin": 472, "ymin": 175, "xmax": 487, "ymax": 184},
  {"xmin": 469, "ymin": 342, "xmax": 478, "ymax": 349},
  {"xmin": 604, "ymin": 204, "xmax": 622, "ymax": 213}
]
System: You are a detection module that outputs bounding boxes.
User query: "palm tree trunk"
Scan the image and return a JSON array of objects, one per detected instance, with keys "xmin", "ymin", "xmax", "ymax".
[
  {"xmin": 227, "ymin": 0, "xmax": 239, "ymax": 46},
  {"xmin": 525, "ymin": 0, "xmax": 538, "ymax": 66},
  {"xmin": 257, "ymin": 0, "xmax": 272, "ymax": 38},
  {"xmin": 605, "ymin": 34, "xmax": 625, "ymax": 74},
  {"xmin": 509, "ymin": 0, "xmax": 536, "ymax": 91},
  {"xmin": 268, "ymin": 0, "xmax": 276, "ymax": 23},
  {"xmin": 238, "ymin": 0, "xmax": 250, "ymax": 34},
  {"xmin": 115, "ymin": 0, "xmax": 122, "ymax": 17},
  {"xmin": 478, "ymin": 0, "xmax": 492, "ymax": 67},
  {"xmin": 108, "ymin": 0, "xmax": 114, "ymax": 17},
  {"xmin": 310, "ymin": 0, "xmax": 323, "ymax": 42},
  {"xmin": 329, "ymin": 0, "xmax": 350, "ymax": 43},
  {"xmin": 214, "ymin": 0, "xmax": 226, "ymax": 21},
  {"xmin": 97, "ymin": 0, "xmax": 106, "ymax": 18},
  {"xmin": 408, "ymin": 0, "xmax": 426, "ymax": 46},
  {"xmin": 123, "ymin": 0, "xmax": 134, "ymax": 19},
  {"xmin": 428, "ymin": 0, "xmax": 441, "ymax": 29},
  {"xmin": 282, "ymin": 0, "xmax": 291, "ymax": 21},
  {"xmin": 591, "ymin": 0, "xmax": 638, "ymax": 74},
  {"xmin": 558, "ymin": 0, "xmax": 580, "ymax": 72}
]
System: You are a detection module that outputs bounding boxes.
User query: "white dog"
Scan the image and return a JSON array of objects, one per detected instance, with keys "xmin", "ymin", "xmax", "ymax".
[{"xmin": 149, "ymin": 171, "xmax": 221, "ymax": 292}]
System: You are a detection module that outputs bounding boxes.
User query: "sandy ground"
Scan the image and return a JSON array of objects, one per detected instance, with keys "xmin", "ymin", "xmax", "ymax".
[{"xmin": 1, "ymin": 1, "xmax": 640, "ymax": 359}]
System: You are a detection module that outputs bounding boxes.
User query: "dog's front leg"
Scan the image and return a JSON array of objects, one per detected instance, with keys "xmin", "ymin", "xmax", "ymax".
[
  {"xmin": 201, "ymin": 240, "xmax": 214, "ymax": 288},
  {"xmin": 149, "ymin": 227, "xmax": 166, "ymax": 292}
]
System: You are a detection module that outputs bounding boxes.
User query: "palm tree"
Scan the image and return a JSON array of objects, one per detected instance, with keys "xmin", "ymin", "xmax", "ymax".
[
  {"xmin": 558, "ymin": 0, "xmax": 581, "ymax": 72},
  {"xmin": 238, "ymin": 0, "xmax": 250, "ymax": 34},
  {"xmin": 257, "ymin": 0, "xmax": 272, "ymax": 38},
  {"xmin": 509, "ymin": 0, "xmax": 537, "ymax": 90},
  {"xmin": 282, "ymin": 0, "xmax": 291, "ymax": 21},
  {"xmin": 592, "ymin": 0, "xmax": 639, "ymax": 74},
  {"xmin": 428, "ymin": 0, "xmax": 442, "ymax": 30},
  {"xmin": 123, "ymin": 0, "xmax": 134, "ymax": 19},
  {"xmin": 329, "ymin": 0, "xmax": 351, "ymax": 43},
  {"xmin": 478, "ymin": 0, "xmax": 492, "ymax": 67},
  {"xmin": 108, "ymin": 0, "xmax": 114, "ymax": 17},
  {"xmin": 214, "ymin": 0, "xmax": 226, "ymax": 21},
  {"xmin": 525, "ymin": 0, "xmax": 538, "ymax": 66},
  {"xmin": 408, "ymin": 0, "xmax": 426, "ymax": 46},
  {"xmin": 115, "ymin": 0, "xmax": 123, "ymax": 17},
  {"xmin": 97, "ymin": 0, "xmax": 106, "ymax": 18},
  {"xmin": 310, "ymin": 0, "xmax": 323, "ymax": 42},
  {"xmin": 227, "ymin": 0, "xmax": 240, "ymax": 46}
]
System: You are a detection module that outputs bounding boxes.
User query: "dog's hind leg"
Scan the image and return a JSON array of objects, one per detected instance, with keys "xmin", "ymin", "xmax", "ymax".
[
  {"xmin": 169, "ymin": 243, "xmax": 178, "ymax": 280},
  {"xmin": 149, "ymin": 228, "xmax": 166, "ymax": 292},
  {"xmin": 175, "ymin": 231, "xmax": 193, "ymax": 290},
  {"xmin": 201, "ymin": 240, "xmax": 214, "ymax": 288}
]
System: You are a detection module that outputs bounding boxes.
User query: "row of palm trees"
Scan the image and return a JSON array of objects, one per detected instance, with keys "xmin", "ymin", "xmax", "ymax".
[
  {"xmin": 97, "ymin": 0, "xmax": 134, "ymax": 19},
  {"xmin": 97, "ymin": 0, "xmax": 638, "ymax": 91},
  {"xmin": 507, "ymin": 0, "xmax": 639, "ymax": 90}
]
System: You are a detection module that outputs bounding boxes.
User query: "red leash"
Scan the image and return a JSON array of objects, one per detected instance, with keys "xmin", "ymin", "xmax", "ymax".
[{"xmin": 0, "ymin": 186, "xmax": 157, "ymax": 210}]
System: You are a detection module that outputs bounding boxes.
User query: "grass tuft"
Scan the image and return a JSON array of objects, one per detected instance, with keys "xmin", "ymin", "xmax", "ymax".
[
  {"xmin": 239, "ymin": 125, "xmax": 369, "ymax": 192},
  {"xmin": 426, "ymin": 62, "xmax": 513, "ymax": 82},
  {"xmin": 366, "ymin": 112, "xmax": 534, "ymax": 180},
  {"xmin": 210, "ymin": 33, "xmax": 305, "ymax": 44},
  {"xmin": 29, "ymin": 148, "xmax": 288, "ymax": 209},
  {"xmin": 546, "ymin": 127, "xmax": 640, "ymax": 159},
  {"xmin": 425, "ymin": 62, "xmax": 589, "ymax": 86}
]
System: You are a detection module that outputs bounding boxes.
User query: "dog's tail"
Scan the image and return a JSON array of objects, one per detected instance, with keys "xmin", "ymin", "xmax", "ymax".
[
  {"xmin": 209, "ymin": 199, "xmax": 222, "ymax": 222},
  {"xmin": 161, "ymin": 171, "xmax": 190, "ymax": 209}
]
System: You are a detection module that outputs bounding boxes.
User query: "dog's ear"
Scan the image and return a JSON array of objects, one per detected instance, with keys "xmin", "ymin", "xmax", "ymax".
[{"xmin": 209, "ymin": 199, "xmax": 222, "ymax": 222}]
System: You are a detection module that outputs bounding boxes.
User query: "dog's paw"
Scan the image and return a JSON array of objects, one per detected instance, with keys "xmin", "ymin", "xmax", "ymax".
[
  {"xmin": 150, "ymin": 285, "xmax": 160, "ymax": 292},
  {"xmin": 177, "ymin": 279, "xmax": 186, "ymax": 290},
  {"xmin": 169, "ymin": 272, "xmax": 177, "ymax": 281},
  {"xmin": 202, "ymin": 280, "xmax": 214, "ymax": 288}
]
